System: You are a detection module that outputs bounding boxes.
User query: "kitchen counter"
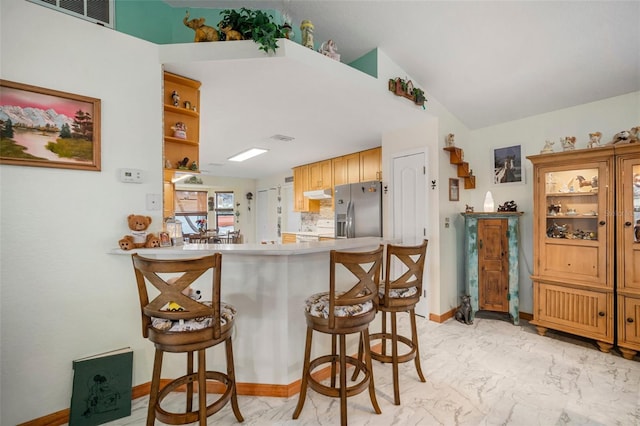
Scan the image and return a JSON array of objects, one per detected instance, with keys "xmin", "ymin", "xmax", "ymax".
[{"xmin": 111, "ymin": 237, "xmax": 383, "ymax": 397}]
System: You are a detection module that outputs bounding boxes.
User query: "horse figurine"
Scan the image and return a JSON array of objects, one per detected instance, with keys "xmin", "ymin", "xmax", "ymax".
[{"xmin": 495, "ymin": 155, "xmax": 516, "ymax": 183}]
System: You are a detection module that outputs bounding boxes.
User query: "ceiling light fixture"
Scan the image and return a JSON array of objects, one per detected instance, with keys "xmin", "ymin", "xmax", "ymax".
[{"xmin": 228, "ymin": 148, "xmax": 268, "ymax": 162}]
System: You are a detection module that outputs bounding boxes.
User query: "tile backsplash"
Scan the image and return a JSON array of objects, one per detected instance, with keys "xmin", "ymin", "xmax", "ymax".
[{"xmin": 300, "ymin": 199, "xmax": 333, "ymax": 231}]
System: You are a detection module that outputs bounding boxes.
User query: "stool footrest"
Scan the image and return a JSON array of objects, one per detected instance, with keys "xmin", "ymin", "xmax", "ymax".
[
  {"xmin": 307, "ymin": 354, "xmax": 371, "ymax": 398},
  {"xmin": 155, "ymin": 371, "xmax": 233, "ymax": 425},
  {"xmin": 369, "ymin": 332, "xmax": 417, "ymax": 364}
]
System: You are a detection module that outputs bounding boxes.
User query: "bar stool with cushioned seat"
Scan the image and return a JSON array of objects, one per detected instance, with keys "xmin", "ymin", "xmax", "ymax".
[
  {"xmin": 131, "ymin": 253, "xmax": 243, "ymax": 426},
  {"xmin": 292, "ymin": 245, "xmax": 384, "ymax": 426},
  {"xmin": 355, "ymin": 239, "xmax": 428, "ymax": 405}
]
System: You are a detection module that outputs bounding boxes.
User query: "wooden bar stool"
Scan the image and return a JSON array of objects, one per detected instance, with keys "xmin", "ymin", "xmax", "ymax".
[
  {"xmin": 293, "ymin": 245, "xmax": 384, "ymax": 426},
  {"xmin": 131, "ymin": 253, "xmax": 243, "ymax": 426},
  {"xmin": 356, "ymin": 240, "xmax": 428, "ymax": 405}
]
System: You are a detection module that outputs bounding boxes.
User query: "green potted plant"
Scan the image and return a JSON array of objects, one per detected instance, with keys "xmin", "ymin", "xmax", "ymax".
[
  {"xmin": 219, "ymin": 8, "xmax": 286, "ymax": 54},
  {"xmin": 412, "ymin": 88, "xmax": 426, "ymax": 105}
]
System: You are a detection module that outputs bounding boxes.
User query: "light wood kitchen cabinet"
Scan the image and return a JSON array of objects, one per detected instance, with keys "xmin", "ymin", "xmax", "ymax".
[
  {"xmin": 281, "ymin": 233, "xmax": 297, "ymax": 244},
  {"xmin": 615, "ymin": 144, "xmax": 640, "ymax": 359},
  {"xmin": 528, "ymin": 147, "xmax": 616, "ymax": 352},
  {"xmin": 359, "ymin": 147, "xmax": 382, "ymax": 181},
  {"xmin": 333, "ymin": 153, "xmax": 360, "ymax": 186},
  {"xmin": 308, "ymin": 159, "xmax": 333, "ymax": 190},
  {"xmin": 293, "ymin": 165, "xmax": 319, "ymax": 213}
]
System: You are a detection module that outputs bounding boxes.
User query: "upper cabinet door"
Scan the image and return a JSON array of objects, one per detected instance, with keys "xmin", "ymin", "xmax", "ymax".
[{"xmin": 360, "ymin": 147, "xmax": 382, "ymax": 181}]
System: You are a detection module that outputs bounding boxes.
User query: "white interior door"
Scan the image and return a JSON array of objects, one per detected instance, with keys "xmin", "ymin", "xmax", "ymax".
[
  {"xmin": 392, "ymin": 151, "xmax": 428, "ymax": 316},
  {"xmin": 257, "ymin": 189, "xmax": 278, "ymax": 243}
]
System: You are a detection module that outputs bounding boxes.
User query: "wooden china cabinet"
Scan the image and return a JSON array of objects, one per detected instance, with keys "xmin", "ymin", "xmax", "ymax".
[{"xmin": 528, "ymin": 144, "xmax": 640, "ymax": 354}]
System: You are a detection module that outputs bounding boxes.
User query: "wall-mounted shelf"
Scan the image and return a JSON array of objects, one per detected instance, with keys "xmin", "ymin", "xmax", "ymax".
[{"xmin": 444, "ymin": 146, "xmax": 476, "ymax": 189}]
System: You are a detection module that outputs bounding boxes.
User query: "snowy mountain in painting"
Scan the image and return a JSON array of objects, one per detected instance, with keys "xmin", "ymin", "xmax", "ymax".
[{"xmin": 0, "ymin": 105, "xmax": 73, "ymax": 129}]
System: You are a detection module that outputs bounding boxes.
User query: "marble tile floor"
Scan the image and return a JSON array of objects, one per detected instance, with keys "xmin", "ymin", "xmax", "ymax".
[{"xmin": 104, "ymin": 313, "xmax": 640, "ymax": 425}]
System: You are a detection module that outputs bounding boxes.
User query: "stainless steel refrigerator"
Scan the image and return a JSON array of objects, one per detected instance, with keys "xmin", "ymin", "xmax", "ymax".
[{"xmin": 334, "ymin": 181, "xmax": 382, "ymax": 238}]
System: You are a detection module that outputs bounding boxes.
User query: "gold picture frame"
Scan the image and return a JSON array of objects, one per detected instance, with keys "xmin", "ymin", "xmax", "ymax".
[{"xmin": 0, "ymin": 79, "xmax": 101, "ymax": 171}]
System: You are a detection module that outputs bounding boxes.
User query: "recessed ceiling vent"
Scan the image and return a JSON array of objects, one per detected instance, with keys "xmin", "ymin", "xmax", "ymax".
[
  {"xmin": 28, "ymin": 0, "xmax": 114, "ymax": 28},
  {"xmin": 270, "ymin": 134, "xmax": 295, "ymax": 142}
]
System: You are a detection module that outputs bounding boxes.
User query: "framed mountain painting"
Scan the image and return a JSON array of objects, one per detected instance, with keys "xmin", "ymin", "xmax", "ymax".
[{"xmin": 0, "ymin": 80, "xmax": 101, "ymax": 171}]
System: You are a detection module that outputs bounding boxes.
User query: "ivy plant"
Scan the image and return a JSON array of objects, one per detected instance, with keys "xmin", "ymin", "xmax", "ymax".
[{"xmin": 220, "ymin": 8, "xmax": 286, "ymax": 54}]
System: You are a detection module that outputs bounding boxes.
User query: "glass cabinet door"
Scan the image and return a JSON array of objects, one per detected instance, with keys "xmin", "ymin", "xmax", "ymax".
[
  {"xmin": 537, "ymin": 161, "xmax": 610, "ymax": 287},
  {"xmin": 620, "ymin": 157, "xmax": 640, "ymax": 291},
  {"xmin": 543, "ymin": 167, "xmax": 601, "ymax": 240}
]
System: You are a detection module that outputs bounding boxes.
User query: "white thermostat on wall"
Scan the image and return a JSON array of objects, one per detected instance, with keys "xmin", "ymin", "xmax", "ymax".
[{"xmin": 119, "ymin": 168, "xmax": 144, "ymax": 183}]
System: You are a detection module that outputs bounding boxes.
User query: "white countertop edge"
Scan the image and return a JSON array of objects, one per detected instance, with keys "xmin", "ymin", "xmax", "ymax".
[{"xmin": 109, "ymin": 237, "xmax": 384, "ymax": 256}]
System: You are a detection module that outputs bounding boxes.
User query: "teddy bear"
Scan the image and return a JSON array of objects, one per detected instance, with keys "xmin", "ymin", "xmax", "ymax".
[{"xmin": 118, "ymin": 214, "xmax": 161, "ymax": 250}]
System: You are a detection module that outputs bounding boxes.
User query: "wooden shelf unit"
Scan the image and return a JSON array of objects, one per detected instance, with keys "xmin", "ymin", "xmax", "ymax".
[
  {"xmin": 444, "ymin": 146, "xmax": 476, "ymax": 189},
  {"xmin": 163, "ymin": 72, "xmax": 201, "ymax": 219},
  {"xmin": 163, "ymin": 72, "xmax": 201, "ymax": 171}
]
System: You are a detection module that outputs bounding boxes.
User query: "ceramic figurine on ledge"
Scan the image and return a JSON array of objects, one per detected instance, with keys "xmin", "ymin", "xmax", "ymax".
[
  {"xmin": 300, "ymin": 20, "xmax": 314, "ymax": 49},
  {"xmin": 540, "ymin": 140, "xmax": 554, "ymax": 154},
  {"xmin": 445, "ymin": 133, "xmax": 455, "ymax": 147},
  {"xmin": 587, "ymin": 131, "xmax": 602, "ymax": 148},
  {"xmin": 561, "ymin": 136, "xmax": 576, "ymax": 151},
  {"xmin": 318, "ymin": 39, "xmax": 340, "ymax": 61}
]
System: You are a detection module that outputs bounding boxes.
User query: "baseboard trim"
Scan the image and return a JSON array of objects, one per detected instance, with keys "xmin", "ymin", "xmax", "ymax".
[
  {"xmin": 20, "ymin": 343, "xmax": 383, "ymax": 426},
  {"xmin": 431, "ymin": 308, "xmax": 532, "ymax": 323}
]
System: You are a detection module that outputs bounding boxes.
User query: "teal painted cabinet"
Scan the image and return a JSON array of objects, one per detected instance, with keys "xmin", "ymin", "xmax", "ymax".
[{"xmin": 462, "ymin": 212, "xmax": 523, "ymax": 325}]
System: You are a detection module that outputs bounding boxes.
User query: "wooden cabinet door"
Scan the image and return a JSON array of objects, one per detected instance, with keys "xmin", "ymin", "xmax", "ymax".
[
  {"xmin": 281, "ymin": 233, "xmax": 297, "ymax": 244},
  {"xmin": 536, "ymin": 282, "xmax": 611, "ymax": 340},
  {"xmin": 619, "ymin": 296, "xmax": 640, "ymax": 346},
  {"xmin": 163, "ymin": 181, "xmax": 175, "ymax": 219},
  {"xmin": 333, "ymin": 153, "xmax": 360, "ymax": 186},
  {"xmin": 293, "ymin": 165, "xmax": 319, "ymax": 212},
  {"xmin": 309, "ymin": 160, "xmax": 332, "ymax": 190},
  {"xmin": 293, "ymin": 166, "xmax": 308, "ymax": 212},
  {"xmin": 360, "ymin": 147, "xmax": 381, "ymax": 181},
  {"xmin": 478, "ymin": 218, "xmax": 508, "ymax": 312}
]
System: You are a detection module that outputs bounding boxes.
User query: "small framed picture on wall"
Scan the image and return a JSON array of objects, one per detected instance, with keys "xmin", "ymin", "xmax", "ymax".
[
  {"xmin": 493, "ymin": 144, "xmax": 524, "ymax": 185},
  {"xmin": 449, "ymin": 178, "xmax": 459, "ymax": 201}
]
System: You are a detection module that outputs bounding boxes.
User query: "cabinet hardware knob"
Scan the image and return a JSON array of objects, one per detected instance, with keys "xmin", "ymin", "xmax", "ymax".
[
  {"xmin": 598, "ymin": 311, "xmax": 605, "ymax": 317},
  {"xmin": 625, "ymin": 221, "xmax": 632, "ymax": 227},
  {"xmin": 627, "ymin": 318, "xmax": 634, "ymax": 323},
  {"xmin": 598, "ymin": 221, "xmax": 606, "ymax": 226}
]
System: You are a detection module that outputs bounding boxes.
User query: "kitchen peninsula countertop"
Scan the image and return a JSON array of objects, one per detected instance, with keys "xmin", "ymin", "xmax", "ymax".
[
  {"xmin": 110, "ymin": 236, "xmax": 383, "ymax": 396},
  {"xmin": 110, "ymin": 236, "xmax": 377, "ymax": 256}
]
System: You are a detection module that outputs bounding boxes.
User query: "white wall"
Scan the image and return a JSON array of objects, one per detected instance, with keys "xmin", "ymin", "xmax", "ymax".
[{"xmin": 0, "ymin": 1, "xmax": 163, "ymax": 424}]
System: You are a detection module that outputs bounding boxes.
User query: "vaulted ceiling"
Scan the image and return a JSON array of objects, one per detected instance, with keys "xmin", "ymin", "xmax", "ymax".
[{"xmin": 162, "ymin": 1, "xmax": 640, "ymax": 178}]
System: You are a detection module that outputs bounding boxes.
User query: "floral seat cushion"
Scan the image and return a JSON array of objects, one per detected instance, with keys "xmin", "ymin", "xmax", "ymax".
[
  {"xmin": 305, "ymin": 291, "xmax": 374, "ymax": 319},
  {"xmin": 151, "ymin": 301, "xmax": 237, "ymax": 332},
  {"xmin": 379, "ymin": 285, "xmax": 418, "ymax": 299}
]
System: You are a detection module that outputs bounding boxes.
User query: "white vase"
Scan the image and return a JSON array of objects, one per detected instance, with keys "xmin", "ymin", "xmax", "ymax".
[{"xmin": 483, "ymin": 191, "xmax": 495, "ymax": 212}]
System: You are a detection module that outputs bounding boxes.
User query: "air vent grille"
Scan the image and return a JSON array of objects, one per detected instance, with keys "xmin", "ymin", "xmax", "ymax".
[
  {"xmin": 28, "ymin": 0, "xmax": 113, "ymax": 28},
  {"xmin": 270, "ymin": 134, "xmax": 295, "ymax": 142}
]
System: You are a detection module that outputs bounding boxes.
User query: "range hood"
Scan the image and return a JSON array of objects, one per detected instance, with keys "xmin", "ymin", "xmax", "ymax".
[{"xmin": 303, "ymin": 189, "xmax": 332, "ymax": 199}]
